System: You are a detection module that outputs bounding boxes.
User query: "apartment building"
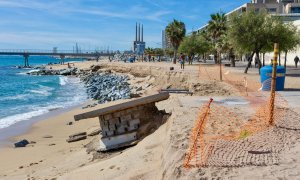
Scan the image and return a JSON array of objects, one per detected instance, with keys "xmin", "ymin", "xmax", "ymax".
[
  {"xmin": 162, "ymin": 30, "xmax": 172, "ymax": 49},
  {"xmin": 196, "ymin": 0, "xmax": 300, "ymax": 66},
  {"xmin": 197, "ymin": 0, "xmax": 300, "ymax": 33}
]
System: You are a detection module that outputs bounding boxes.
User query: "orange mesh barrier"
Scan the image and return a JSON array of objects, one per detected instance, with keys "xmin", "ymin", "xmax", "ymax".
[{"xmin": 184, "ymin": 64, "xmax": 291, "ymax": 168}]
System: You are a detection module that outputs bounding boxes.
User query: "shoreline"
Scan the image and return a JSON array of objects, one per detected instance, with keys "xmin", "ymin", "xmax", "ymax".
[{"xmin": 0, "ymin": 99, "xmax": 92, "ymax": 147}]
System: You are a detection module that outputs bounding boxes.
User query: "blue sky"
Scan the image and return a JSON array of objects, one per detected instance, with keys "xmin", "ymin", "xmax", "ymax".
[{"xmin": 0, "ymin": 0, "xmax": 250, "ymax": 51}]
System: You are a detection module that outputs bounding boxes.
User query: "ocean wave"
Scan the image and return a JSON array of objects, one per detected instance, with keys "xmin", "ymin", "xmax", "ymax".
[
  {"xmin": 27, "ymin": 85, "xmax": 54, "ymax": 96},
  {"xmin": 16, "ymin": 72, "xmax": 28, "ymax": 75},
  {"xmin": 0, "ymin": 94, "xmax": 30, "ymax": 101},
  {"xmin": 0, "ymin": 109, "xmax": 49, "ymax": 129},
  {"xmin": 28, "ymin": 89, "xmax": 52, "ymax": 96},
  {"xmin": 59, "ymin": 76, "xmax": 68, "ymax": 86},
  {"xmin": 0, "ymin": 103, "xmax": 76, "ymax": 129}
]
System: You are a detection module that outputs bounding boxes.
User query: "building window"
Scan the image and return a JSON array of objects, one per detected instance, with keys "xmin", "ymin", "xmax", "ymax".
[
  {"xmin": 291, "ymin": 7, "xmax": 300, "ymax": 13},
  {"xmin": 267, "ymin": 8, "xmax": 277, "ymax": 13}
]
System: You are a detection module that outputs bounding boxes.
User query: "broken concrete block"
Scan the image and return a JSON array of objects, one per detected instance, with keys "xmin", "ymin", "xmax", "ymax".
[
  {"xmin": 104, "ymin": 114, "xmax": 112, "ymax": 121},
  {"xmin": 88, "ymin": 128, "xmax": 101, "ymax": 136},
  {"xmin": 120, "ymin": 114, "xmax": 131, "ymax": 122},
  {"xmin": 99, "ymin": 132, "xmax": 137, "ymax": 151},
  {"xmin": 132, "ymin": 112, "xmax": 140, "ymax": 119}
]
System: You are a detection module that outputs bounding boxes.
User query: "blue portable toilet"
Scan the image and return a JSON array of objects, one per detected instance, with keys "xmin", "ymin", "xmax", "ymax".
[
  {"xmin": 260, "ymin": 66, "xmax": 285, "ymax": 91},
  {"xmin": 129, "ymin": 57, "xmax": 135, "ymax": 63}
]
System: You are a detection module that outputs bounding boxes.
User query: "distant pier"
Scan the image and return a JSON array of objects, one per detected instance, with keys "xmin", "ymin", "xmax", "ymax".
[{"xmin": 0, "ymin": 49, "xmax": 115, "ymax": 66}]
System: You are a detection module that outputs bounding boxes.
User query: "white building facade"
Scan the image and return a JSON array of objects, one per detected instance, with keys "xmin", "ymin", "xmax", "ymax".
[{"xmin": 196, "ymin": 0, "xmax": 300, "ymax": 66}]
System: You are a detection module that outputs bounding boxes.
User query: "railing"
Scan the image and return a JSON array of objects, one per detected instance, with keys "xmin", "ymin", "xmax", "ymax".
[{"xmin": 0, "ymin": 49, "xmax": 116, "ymax": 54}]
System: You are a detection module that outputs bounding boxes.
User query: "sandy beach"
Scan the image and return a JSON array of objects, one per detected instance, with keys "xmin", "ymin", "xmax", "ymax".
[{"xmin": 1, "ymin": 60, "xmax": 300, "ymax": 180}]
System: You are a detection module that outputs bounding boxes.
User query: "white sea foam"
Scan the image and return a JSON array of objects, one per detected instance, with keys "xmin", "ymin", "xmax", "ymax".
[
  {"xmin": 0, "ymin": 105, "xmax": 64, "ymax": 129},
  {"xmin": 17, "ymin": 72, "xmax": 28, "ymax": 75},
  {"xmin": 28, "ymin": 85, "xmax": 54, "ymax": 96},
  {"xmin": 17, "ymin": 70, "xmax": 39, "ymax": 75},
  {"xmin": 0, "ymin": 109, "xmax": 48, "ymax": 129},
  {"xmin": 28, "ymin": 69, "xmax": 39, "ymax": 73},
  {"xmin": 1, "ymin": 94, "xmax": 30, "ymax": 101},
  {"xmin": 29, "ymin": 89, "xmax": 52, "ymax": 96},
  {"xmin": 59, "ymin": 76, "xmax": 68, "ymax": 86}
]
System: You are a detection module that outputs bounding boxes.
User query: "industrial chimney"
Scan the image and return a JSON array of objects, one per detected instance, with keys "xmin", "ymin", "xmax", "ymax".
[
  {"xmin": 138, "ymin": 23, "xmax": 141, "ymax": 42},
  {"xmin": 135, "ymin": 22, "xmax": 138, "ymax": 41},
  {"xmin": 141, "ymin": 24, "xmax": 143, "ymax": 42}
]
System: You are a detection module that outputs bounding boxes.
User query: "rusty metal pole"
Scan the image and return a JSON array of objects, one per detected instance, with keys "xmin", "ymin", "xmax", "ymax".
[
  {"xmin": 269, "ymin": 43, "xmax": 279, "ymax": 125},
  {"xmin": 219, "ymin": 53, "xmax": 222, "ymax": 81}
]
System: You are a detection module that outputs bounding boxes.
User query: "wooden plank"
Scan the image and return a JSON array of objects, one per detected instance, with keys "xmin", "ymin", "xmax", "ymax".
[
  {"xmin": 74, "ymin": 92, "xmax": 169, "ymax": 121},
  {"xmin": 161, "ymin": 89, "xmax": 189, "ymax": 92}
]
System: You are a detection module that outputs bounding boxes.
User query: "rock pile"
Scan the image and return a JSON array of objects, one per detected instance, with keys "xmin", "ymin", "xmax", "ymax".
[
  {"xmin": 81, "ymin": 73, "xmax": 131, "ymax": 104},
  {"xmin": 27, "ymin": 67, "xmax": 78, "ymax": 76},
  {"xmin": 26, "ymin": 65, "xmax": 132, "ymax": 105}
]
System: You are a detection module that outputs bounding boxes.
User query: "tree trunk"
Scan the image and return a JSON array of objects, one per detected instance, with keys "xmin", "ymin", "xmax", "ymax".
[
  {"xmin": 284, "ymin": 50, "xmax": 288, "ymax": 69},
  {"xmin": 244, "ymin": 51, "xmax": 256, "ymax": 74},
  {"xmin": 262, "ymin": 53, "xmax": 265, "ymax": 67},
  {"xmin": 214, "ymin": 53, "xmax": 217, "ymax": 64},
  {"xmin": 173, "ymin": 49, "xmax": 177, "ymax": 64},
  {"xmin": 229, "ymin": 48, "xmax": 235, "ymax": 67},
  {"xmin": 279, "ymin": 52, "xmax": 281, "ymax": 66},
  {"xmin": 256, "ymin": 51, "xmax": 262, "ymax": 74}
]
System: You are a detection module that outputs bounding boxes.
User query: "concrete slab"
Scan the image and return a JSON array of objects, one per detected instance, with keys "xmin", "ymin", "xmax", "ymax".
[
  {"xmin": 278, "ymin": 91, "xmax": 300, "ymax": 108},
  {"xmin": 178, "ymin": 96, "xmax": 250, "ymax": 108},
  {"xmin": 74, "ymin": 92, "xmax": 169, "ymax": 121}
]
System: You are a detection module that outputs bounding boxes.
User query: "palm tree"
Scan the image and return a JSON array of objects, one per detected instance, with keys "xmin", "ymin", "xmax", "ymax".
[
  {"xmin": 207, "ymin": 12, "xmax": 227, "ymax": 64},
  {"xmin": 165, "ymin": 19, "xmax": 186, "ymax": 64}
]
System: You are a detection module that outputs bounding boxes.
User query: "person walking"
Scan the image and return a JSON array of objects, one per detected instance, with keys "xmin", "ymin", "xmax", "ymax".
[
  {"xmin": 294, "ymin": 56, "xmax": 299, "ymax": 68},
  {"xmin": 179, "ymin": 53, "xmax": 185, "ymax": 70},
  {"xmin": 188, "ymin": 55, "xmax": 193, "ymax": 65}
]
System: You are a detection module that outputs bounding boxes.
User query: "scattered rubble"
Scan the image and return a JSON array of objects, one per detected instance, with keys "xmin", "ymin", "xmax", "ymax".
[
  {"xmin": 67, "ymin": 132, "xmax": 87, "ymax": 143},
  {"xmin": 14, "ymin": 139, "xmax": 29, "ymax": 148}
]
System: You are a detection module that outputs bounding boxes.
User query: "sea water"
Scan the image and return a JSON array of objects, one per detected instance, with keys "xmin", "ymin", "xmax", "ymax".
[{"xmin": 0, "ymin": 56, "xmax": 87, "ymax": 129}]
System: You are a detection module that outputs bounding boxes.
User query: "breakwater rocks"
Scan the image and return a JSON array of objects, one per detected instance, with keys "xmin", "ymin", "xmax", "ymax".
[
  {"xmin": 27, "ymin": 67, "xmax": 79, "ymax": 76},
  {"xmin": 80, "ymin": 73, "xmax": 131, "ymax": 104},
  {"xmin": 26, "ymin": 65, "xmax": 132, "ymax": 104}
]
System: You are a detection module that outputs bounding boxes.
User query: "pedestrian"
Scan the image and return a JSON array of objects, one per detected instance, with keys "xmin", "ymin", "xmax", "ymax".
[
  {"xmin": 294, "ymin": 56, "xmax": 299, "ymax": 68},
  {"xmin": 148, "ymin": 54, "xmax": 151, "ymax": 62},
  {"xmin": 188, "ymin": 55, "xmax": 193, "ymax": 65},
  {"xmin": 179, "ymin": 53, "xmax": 185, "ymax": 70}
]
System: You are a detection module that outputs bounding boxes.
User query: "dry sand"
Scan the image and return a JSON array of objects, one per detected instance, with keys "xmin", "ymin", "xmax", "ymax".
[{"xmin": 0, "ymin": 60, "xmax": 300, "ymax": 180}]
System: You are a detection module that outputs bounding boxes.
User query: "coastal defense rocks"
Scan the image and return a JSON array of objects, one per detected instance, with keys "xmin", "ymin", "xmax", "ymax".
[
  {"xmin": 14, "ymin": 139, "xmax": 29, "ymax": 148},
  {"xmin": 27, "ymin": 67, "xmax": 78, "ymax": 76},
  {"xmin": 81, "ymin": 73, "xmax": 131, "ymax": 104},
  {"xmin": 26, "ymin": 65, "xmax": 132, "ymax": 106},
  {"xmin": 59, "ymin": 67, "xmax": 77, "ymax": 75}
]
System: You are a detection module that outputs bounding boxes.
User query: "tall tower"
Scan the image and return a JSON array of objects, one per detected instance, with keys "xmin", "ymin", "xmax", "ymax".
[
  {"xmin": 141, "ymin": 24, "xmax": 143, "ymax": 42},
  {"xmin": 133, "ymin": 22, "xmax": 146, "ymax": 55},
  {"xmin": 138, "ymin": 23, "xmax": 141, "ymax": 42},
  {"xmin": 135, "ymin": 23, "xmax": 138, "ymax": 42}
]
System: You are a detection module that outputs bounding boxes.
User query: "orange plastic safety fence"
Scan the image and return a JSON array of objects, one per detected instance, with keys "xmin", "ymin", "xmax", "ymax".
[{"xmin": 184, "ymin": 95, "xmax": 288, "ymax": 168}]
